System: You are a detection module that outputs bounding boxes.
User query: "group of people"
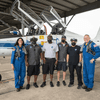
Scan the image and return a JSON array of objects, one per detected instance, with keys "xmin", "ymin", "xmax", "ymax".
[{"xmin": 11, "ymin": 34, "xmax": 100, "ymax": 92}]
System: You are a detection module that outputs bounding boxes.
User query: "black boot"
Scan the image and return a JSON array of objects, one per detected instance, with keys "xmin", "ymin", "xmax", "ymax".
[
  {"xmin": 57, "ymin": 81, "xmax": 60, "ymax": 87},
  {"xmin": 16, "ymin": 88, "xmax": 20, "ymax": 92},
  {"xmin": 85, "ymin": 88, "xmax": 92, "ymax": 92},
  {"xmin": 68, "ymin": 83, "xmax": 74, "ymax": 87},
  {"xmin": 26, "ymin": 84, "xmax": 30, "ymax": 90},
  {"xmin": 62, "ymin": 81, "xmax": 66, "ymax": 86},
  {"xmin": 33, "ymin": 82, "xmax": 39, "ymax": 88},
  {"xmin": 40, "ymin": 82, "xmax": 46, "ymax": 87},
  {"xmin": 77, "ymin": 85, "xmax": 82, "ymax": 89},
  {"xmin": 50, "ymin": 81, "xmax": 54, "ymax": 87},
  {"xmin": 20, "ymin": 86, "xmax": 24, "ymax": 89},
  {"xmin": 82, "ymin": 85, "xmax": 87, "ymax": 89}
]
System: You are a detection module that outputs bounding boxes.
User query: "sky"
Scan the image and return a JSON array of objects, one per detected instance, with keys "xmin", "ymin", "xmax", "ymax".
[
  {"xmin": 23, "ymin": 8, "xmax": 100, "ymax": 39},
  {"xmin": 66, "ymin": 8, "xmax": 100, "ymax": 39}
]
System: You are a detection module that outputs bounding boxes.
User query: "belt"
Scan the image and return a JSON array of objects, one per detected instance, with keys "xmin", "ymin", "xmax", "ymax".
[{"xmin": 45, "ymin": 58, "xmax": 55, "ymax": 59}]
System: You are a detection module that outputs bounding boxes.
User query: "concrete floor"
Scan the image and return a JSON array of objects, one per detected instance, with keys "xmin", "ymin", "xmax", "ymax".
[{"xmin": 0, "ymin": 56, "xmax": 100, "ymax": 100}]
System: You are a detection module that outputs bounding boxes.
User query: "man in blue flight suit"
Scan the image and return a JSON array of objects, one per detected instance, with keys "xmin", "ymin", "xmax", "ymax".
[{"xmin": 80, "ymin": 34, "xmax": 100, "ymax": 92}]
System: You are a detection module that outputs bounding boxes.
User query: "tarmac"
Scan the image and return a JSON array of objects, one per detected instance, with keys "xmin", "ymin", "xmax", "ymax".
[{"xmin": 0, "ymin": 56, "xmax": 100, "ymax": 100}]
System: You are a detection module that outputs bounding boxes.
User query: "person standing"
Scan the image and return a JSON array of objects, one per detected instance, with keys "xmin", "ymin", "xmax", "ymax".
[
  {"xmin": 25, "ymin": 37, "xmax": 42, "ymax": 89},
  {"xmin": 40, "ymin": 35, "xmax": 58, "ymax": 87},
  {"xmin": 56, "ymin": 35, "xmax": 69, "ymax": 87},
  {"xmin": 67, "ymin": 38, "xmax": 83, "ymax": 89},
  {"xmin": 11, "ymin": 38, "xmax": 27, "ymax": 92},
  {"xmin": 81, "ymin": 34, "xmax": 100, "ymax": 92}
]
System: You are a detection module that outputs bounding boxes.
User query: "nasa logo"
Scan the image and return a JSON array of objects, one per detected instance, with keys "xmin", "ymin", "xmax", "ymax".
[
  {"xmin": 75, "ymin": 49, "xmax": 77, "ymax": 51},
  {"xmin": 59, "ymin": 45, "xmax": 61, "ymax": 47},
  {"xmin": 30, "ymin": 46, "xmax": 32, "ymax": 48},
  {"xmin": 51, "ymin": 46, "xmax": 53, "ymax": 48}
]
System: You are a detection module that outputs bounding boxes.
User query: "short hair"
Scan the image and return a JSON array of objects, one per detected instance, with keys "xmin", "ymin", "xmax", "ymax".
[
  {"xmin": 70, "ymin": 38, "xmax": 77, "ymax": 42},
  {"xmin": 61, "ymin": 35, "xmax": 66, "ymax": 39},
  {"xmin": 84, "ymin": 34, "xmax": 90, "ymax": 38},
  {"xmin": 47, "ymin": 35, "xmax": 52, "ymax": 39},
  {"xmin": 30, "ymin": 37, "xmax": 38, "ymax": 42}
]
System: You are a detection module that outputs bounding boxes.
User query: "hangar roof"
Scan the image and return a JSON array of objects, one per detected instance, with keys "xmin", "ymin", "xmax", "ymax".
[{"xmin": 0, "ymin": 0, "xmax": 100, "ymax": 31}]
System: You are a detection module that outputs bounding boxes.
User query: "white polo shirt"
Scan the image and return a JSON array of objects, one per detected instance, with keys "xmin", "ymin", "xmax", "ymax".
[{"xmin": 42, "ymin": 42, "xmax": 59, "ymax": 58}]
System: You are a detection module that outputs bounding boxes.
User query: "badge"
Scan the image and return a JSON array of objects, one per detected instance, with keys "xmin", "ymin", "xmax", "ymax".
[
  {"xmin": 94, "ymin": 44, "xmax": 97, "ymax": 47},
  {"xmin": 59, "ymin": 45, "xmax": 61, "ymax": 47},
  {"xmin": 75, "ymin": 49, "xmax": 77, "ymax": 51},
  {"xmin": 51, "ymin": 46, "xmax": 53, "ymax": 48},
  {"xmin": 30, "ymin": 46, "xmax": 32, "ymax": 48}
]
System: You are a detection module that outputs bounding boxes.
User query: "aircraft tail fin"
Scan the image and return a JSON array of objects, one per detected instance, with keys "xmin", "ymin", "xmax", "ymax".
[
  {"xmin": 93, "ymin": 27, "xmax": 100, "ymax": 40},
  {"xmin": 92, "ymin": 27, "xmax": 100, "ymax": 43}
]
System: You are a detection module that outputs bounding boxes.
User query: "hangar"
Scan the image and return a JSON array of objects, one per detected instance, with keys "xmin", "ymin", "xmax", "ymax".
[{"xmin": 0, "ymin": 0, "xmax": 100, "ymax": 36}]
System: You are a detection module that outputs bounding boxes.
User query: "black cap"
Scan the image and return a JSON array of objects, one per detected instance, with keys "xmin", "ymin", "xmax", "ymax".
[
  {"xmin": 30, "ymin": 37, "xmax": 38, "ymax": 42},
  {"xmin": 70, "ymin": 38, "xmax": 77, "ymax": 42},
  {"xmin": 62, "ymin": 35, "xmax": 66, "ymax": 39}
]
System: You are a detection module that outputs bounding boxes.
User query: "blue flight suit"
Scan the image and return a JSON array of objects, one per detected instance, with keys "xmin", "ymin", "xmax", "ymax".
[
  {"xmin": 11, "ymin": 46, "xmax": 26, "ymax": 88},
  {"xmin": 83, "ymin": 40, "xmax": 100, "ymax": 88}
]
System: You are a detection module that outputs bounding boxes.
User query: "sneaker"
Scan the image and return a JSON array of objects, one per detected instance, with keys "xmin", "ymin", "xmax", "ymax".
[
  {"xmin": 68, "ymin": 83, "xmax": 74, "ymax": 87},
  {"xmin": 50, "ymin": 81, "xmax": 54, "ymax": 87},
  {"xmin": 40, "ymin": 82, "xmax": 46, "ymax": 87},
  {"xmin": 56, "ymin": 81, "xmax": 60, "ymax": 87},
  {"xmin": 26, "ymin": 84, "xmax": 30, "ymax": 90},
  {"xmin": 77, "ymin": 85, "xmax": 82, "ymax": 89},
  {"xmin": 82, "ymin": 85, "xmax": 87, "ymax": 89},
  {"xmin": 16, "ymin": 88, "xmax": 20, "ymax": 92},
  {"xmin": 62, "ymin": 81, "xmax": 66, "ymax": 86},
  {"xmin": 85, "ymin": 88, "xmax": 92, "ymax": 92},
  {"xmin": 33, "ymin": 82, "xmax": 38, "ymax": 88}
]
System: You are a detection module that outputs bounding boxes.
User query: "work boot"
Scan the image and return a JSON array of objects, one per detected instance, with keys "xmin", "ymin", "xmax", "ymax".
[
  {"xmin": 62, "ymin": 81, "xmax": 66, "ymax": 86},
  {"xmin": 33, "ymin": 82, "xmax": 38, "ymax": 88},
  {"xmin": 56, "ymin": 81, "xmax": 60, "ymax": 87},
  {"xmin": 40, "ymin": 82, "xmax": 46, "ymax": 87},
  {"xmin": 50, "ymin": 81, "xmax": 54, "ymax": 87},
  {"xmin": 85, "ymin": 88, "xmax": 92, "ymax": 92},
  {"xmin": 68, "ymin": 83, "xmax": 74, "ymax": 87},
  {"xmin": 82, "ymin": 85, "xmax": 87, "ymax": 89},
  {"xmin": 26, "ymin": 84, "xmax": 30, "ymax": 90},
  {"xmin": 20, "ymin": 86, "xmax": 24, "ymax": 89},
  {"xmin": 77, "ymin": 85, "xmax": 82, "ymax": 89},
  {"xmin": 16, "ymin": 88, "xmax": 20, "ymax": 92}
]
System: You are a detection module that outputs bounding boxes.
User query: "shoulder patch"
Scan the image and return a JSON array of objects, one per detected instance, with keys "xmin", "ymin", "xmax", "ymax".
[
  {"xmin": 94, "ymin": 44, "xmax": 97, "ymax": 47},
  {"xmin": 30, "ymin": 46, "xmax": 32, "ymax": 48},
  {"xmin": 13, "ymin": 49, "xmax": 15, "ymax": 51},
  {"xmin": 75, "ymin": 49, "xmax": 77, "ymax": 51},
  {"xmin": 59, "ymin": 45, "xmax": 61, "ymax": 47}
]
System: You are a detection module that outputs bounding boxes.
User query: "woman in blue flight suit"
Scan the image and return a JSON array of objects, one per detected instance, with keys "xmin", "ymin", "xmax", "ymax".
[{"xmin": 11, "ymin": 38, "xmax": 27, "ymax": 92}]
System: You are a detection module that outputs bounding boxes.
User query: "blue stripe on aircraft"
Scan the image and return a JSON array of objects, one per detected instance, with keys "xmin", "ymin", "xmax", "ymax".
[
  {"xmin": 0, "ymin": 43, "xmax": 43, "ymax": 48},
  {"xmin": 0, "ymin": 43, "xmax": 15, "ymax": 47}
]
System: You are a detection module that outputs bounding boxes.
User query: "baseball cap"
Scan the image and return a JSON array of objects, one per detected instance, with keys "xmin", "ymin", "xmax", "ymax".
[
  {"xmin": 62, "ymin": 35, "xmax": 66, "ymax": 39},
  {"xmin": 70, "ymin": 38, "xmax": 77, "ymax": 42}
]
